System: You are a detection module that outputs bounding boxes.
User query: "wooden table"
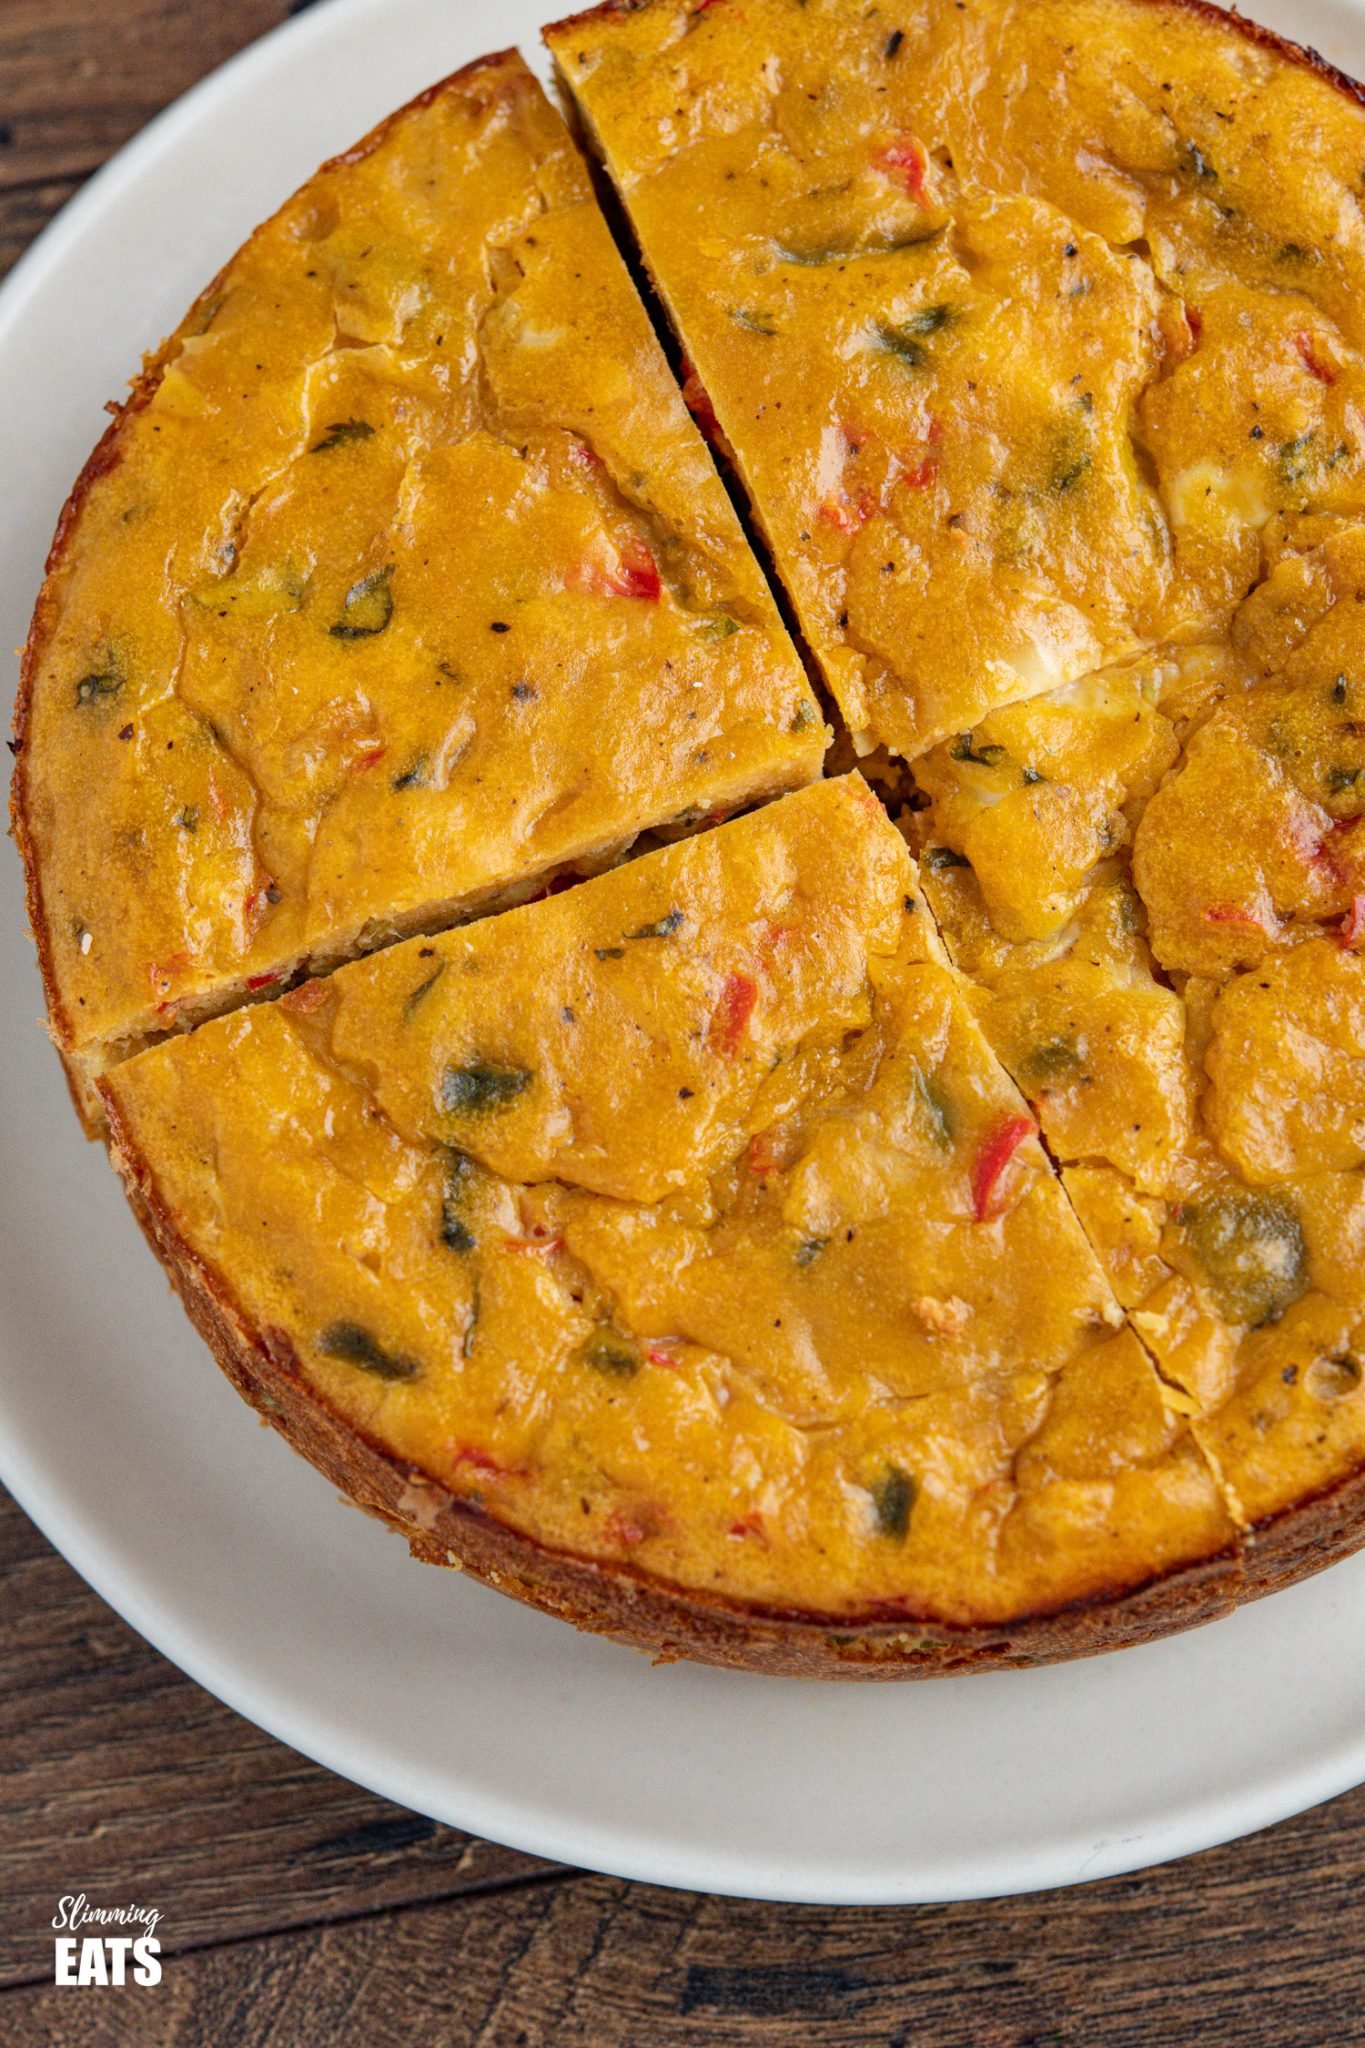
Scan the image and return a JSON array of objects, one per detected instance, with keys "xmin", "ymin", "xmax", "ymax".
[{"xmin": 2, "ymin": 2, "xmax": 1363, "ymax": 2039}]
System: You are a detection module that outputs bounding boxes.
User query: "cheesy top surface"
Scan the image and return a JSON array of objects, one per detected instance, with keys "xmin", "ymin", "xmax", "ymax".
[
  {"xmin": 103, "ymin": 780, "xmax": 1235, "ymax": 1623},
  {"xmin": 550, "ymin": 0, "xmax": 1365, "ymax": 756},
  {"xmin": 909, "ymin": 511, "xmax": 1365, "ymax": 1530},
  {"xmin": 17, "ymin": 52, "xmax": 820, "ymax": 1067},
  {"xmin": 23, "ymin": 0, "xmax": 1365, "ymax": 1639}
]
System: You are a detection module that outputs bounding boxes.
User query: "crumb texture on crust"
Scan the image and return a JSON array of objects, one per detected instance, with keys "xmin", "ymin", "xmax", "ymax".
[{"xmin": 12, "ymin": 49, "xmax": 819, "ymax": 1072}]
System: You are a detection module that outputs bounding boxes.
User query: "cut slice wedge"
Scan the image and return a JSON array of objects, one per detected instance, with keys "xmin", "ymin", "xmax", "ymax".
[
  {"xmin": 12, "ymin": 50, "xmax": 822, "ymax": 1121},
  {"xmin": 548, "ymin": 0, "xmax": 1365, "ymax": 756},
  {"xmin": 101, "ymin": 778, "xmax": 1236, "ymax": 1673}
]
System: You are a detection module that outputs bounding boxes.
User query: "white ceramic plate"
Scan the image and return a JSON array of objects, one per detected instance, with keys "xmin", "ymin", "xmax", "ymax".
[{"xmin": 4, "ymin": 0, "xmax": 1365, "ymax": 1909}]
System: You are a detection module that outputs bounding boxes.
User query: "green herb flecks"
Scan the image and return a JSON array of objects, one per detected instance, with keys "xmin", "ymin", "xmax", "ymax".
[
  {"xmin": 463, "ymin": 1276, "xmax": 481, "ymax": 1359},
  {"xmin": 172, "ymin": 806, "xmax": 198, "ymax": 833},
  {"xmin": 403, "ymin": 963, "xmax": 445, "ymax": 1018},
  {"xmin": 1326, "ymin": 765, "xmax": 1361, "ymax": 793},
  {"xmin": 441, "ymin": 1152, "xmax": 477, "ymax": 1254},
  {"xmin": 441, "ymin": 1062, "xmax": 532, "ymax": 1115},
  {"xmin": 311, "ymin": 418, "xmax": 376, "ymax": 454},
  {"xmin": 729, "ymin": 307, "xmax": 778, "ymax": 335},
  {"xmin": 1024, "ymin": 1037, "xmax": 1085, "ymax": 1085},
  {"xmin": 922, "ymin": 845, "xmax": 970, "ymax": 872},
  {"xmin": 774, "ymin": 227, "xmax": 944, "ymax": 266},
  {"xmin": 595, "ymin": 945, "xmax": 625, "ymax": 960},
  {"xmin": 1184, "ymin": 1190, "xmax": 1307, "ymax": 1327},
  {"xmin": 626, "ymin": 910, "xmax": 685, "ymax": 941},
  {"xmin": 1051, "ymin": 446, "xmax": 1092, "ymax": 494},
  {"xmin": 392, "ymin": 753, "xmax": 429, "ymax": 790},
  {"xmin": 74, "ymin": 647, "xmax": 125, "ymax": 708},
  {"xmin": 319, "ymin": 1320, "xmax": 421, "ymax": 1382},
  {"xmin": 949, "ymin": 733, "xmax": 1007, "ymax": 768},
  {"xmin": 910, "ymin": 1062, "xmax": 954, "ymax": 1149},
  {"xmin": 1277, "ymin": 433, "xmax": 1315, "ymax": 488},
  {"xmin": 790, "ymin": 700, "xmax": 820, "ymax": 733},
  {"xmin": 872, "ymin": 302, "xmax": 954, "ymax": 366},
  {"xmin": 795, "ymin": 1236, "xmax": 830, "ymax": 1267},
  {"xmin": 1181, "ymin": 140, "xmax": 1218, "ymax": 181},
  {"xmin": 695, "ymin": 612, "xmax": 740, "ymax": 641},
  {"xmin": 581, "ymin": 1328, "xmax": 641, "ymax": 1379},
  {"xmin": 869, "ymin": 1464, "xmax": 916, "ymax": 1540},
  {"xmin": 329, "ymin": 566, "xmax": 394, "ymax": 640}
]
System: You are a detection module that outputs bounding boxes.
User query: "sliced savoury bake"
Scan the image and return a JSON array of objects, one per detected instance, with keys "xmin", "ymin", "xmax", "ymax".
[
  {"xmin": 549, "ymin": 0, "xmax": 1365, "ymax": 756},
  {"xmin": 18, "ymin": 0, "xmax": 1365, "ymax": 1677},
  {"xmin": 12, "ymin": 51, "xmax": 820, "ymax": 1113},
  {"xmin": 909, "ymin": 512, "xmax": 1365, "ymax": 1534},
  {"xmin": 101, "ymin": 780, "xmax": 1235, "ymax": 1648}
]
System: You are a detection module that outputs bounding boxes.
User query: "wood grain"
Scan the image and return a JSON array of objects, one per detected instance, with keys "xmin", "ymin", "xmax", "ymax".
[
  {"xmin": 0, "ymin": 1488, "xmax": 559, "ymax": 1994},
  {"xmin": 5, "ymin": 1475, "xmax": 1365, "ymax": 2046},
  {"xmin": 5, "ymin": 1770, "xmax": 1365, "ymax": 2046},
  {"xmin": 5, "ymin": 0, "xmax": 1365, "ymax": 2041}
]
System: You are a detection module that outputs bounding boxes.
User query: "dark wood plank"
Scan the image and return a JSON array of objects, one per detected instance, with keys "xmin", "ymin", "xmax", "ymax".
[
  {"xmin": 5, "ymin": 1801, "xmax": 1365, "ymax": 2048},
  {"xmin": 0, "ymin": 1488, "xmax": 561, "ymax": 1990},
  {"xmin": 0, "ymin": 0, "xmax": 295, "ymax": 278},
  {"xmin": 5, "ymin": 1450, "xmax": 1365, "ymax": 2042}
]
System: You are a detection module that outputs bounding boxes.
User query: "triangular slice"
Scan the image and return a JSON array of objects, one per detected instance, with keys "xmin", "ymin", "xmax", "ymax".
[
  {"xmin": 102, "ymin": 779, "xmax": 1233, "ymax": 1673},
  {"xmin": 12, "ymin": 51, "xmax": 821, "ymax": 1119},
  {"xmin": 548, "ymin": 0, "xmax": 1365, "ymax": 756}
]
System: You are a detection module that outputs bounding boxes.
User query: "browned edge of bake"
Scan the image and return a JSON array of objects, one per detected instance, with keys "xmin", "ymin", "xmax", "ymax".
[
  {"xmin": 6, "ymin": 47, "xmax": 529, "ymax": 1075},
  {"xmin": 100, "ymin": 1078, "xmax": 1365, "ymax": 1679},
  {"xmin": 21, "ymin": 0, "xmax": 1365, "ymax": 1677},
  {"xmin": 543, "ymin": 0, "xmax": 1365, "ymax": 117}
]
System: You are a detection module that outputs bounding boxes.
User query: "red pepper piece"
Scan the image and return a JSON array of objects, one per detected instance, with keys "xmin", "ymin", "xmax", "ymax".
[
  {"xmin": 709, "ymin": 970, "xmax": 759, "ymax": 1057},
  {"xmin": 746, "ymin": 1131, "xmax": 776, "ymax": 1178},
  {"xmin": 245, "ymin": 971, "xmax": 281, "ymax": 992},
  {"xmin": 875, "ymin": 133, "xmax": 931, "ymax": 204},
  {"xmin": 147, "ymin": 951, "xmax": 191, "ymax": 1003},
  {"xmin": 1294, "ymin": 329, "xmax": 1336, "ymax": 384},
  {"xmin": 970, "ymin": 1114, "xmax": 1037, "ymax": 1222},
  {"xmin": 450, "ymin": 1442, "xmax": 523, "ymax": 1480},
  {"xmin": 1341, "ymin": 895, "xmax": 1365, "ymax": 949},
  {"xmin": 605, "ymin": 538, "xmax": 661, "ymax": 600},
  {"xmin": 818, "ymin": 490, "xmax": 877, "ymax": 534},
  {"xmin": 1202, "ymin": 903, "xmax": 1266, "ymax": 929},
  {"xmin": 901, "ymin": 456, "xmax": 938, "ymax": 490}
]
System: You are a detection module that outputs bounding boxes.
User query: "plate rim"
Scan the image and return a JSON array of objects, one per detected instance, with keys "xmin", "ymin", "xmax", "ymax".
[{"xmin": 4, "ymin": 0, "xmax": 1365, "ymax": 1907}]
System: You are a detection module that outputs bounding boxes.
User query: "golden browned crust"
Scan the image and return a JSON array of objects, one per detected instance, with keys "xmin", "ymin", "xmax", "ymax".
[
  {"xmin": 102, "ymin": 1078, "xmax": 1365, "ymax": 1679},
  {"xmin": 7, "ymin": 49, "xmax": 528, "ymax": 1079},
  {"xmin": 544, "ymin": 0, "xmax": 1365, "ymax": 118}
]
